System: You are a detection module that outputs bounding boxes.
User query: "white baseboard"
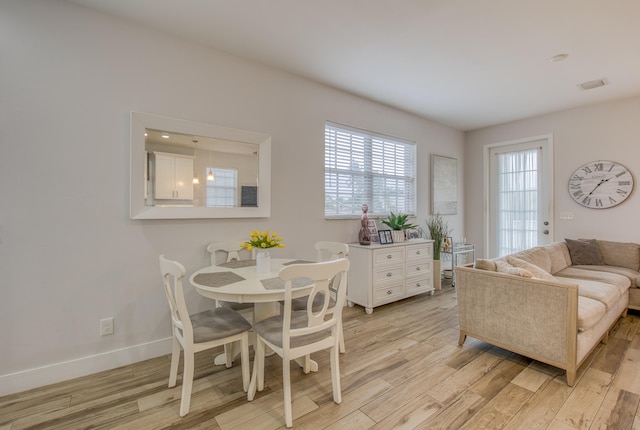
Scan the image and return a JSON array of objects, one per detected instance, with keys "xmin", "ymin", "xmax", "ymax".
[{"xmin": 0, "ymin": 337, "xmax": 173, "ymax": 397}]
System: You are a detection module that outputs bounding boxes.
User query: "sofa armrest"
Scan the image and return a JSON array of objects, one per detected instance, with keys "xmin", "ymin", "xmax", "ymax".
[{"xmin": 456, "ymin": 265, "xmax": 578, "ymax": 369}]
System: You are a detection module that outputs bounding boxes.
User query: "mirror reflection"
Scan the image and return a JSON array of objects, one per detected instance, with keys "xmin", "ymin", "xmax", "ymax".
[
  {"xmin": 130, "ymin": 112, "xmax": 271, "ymax": 219},
  {"xmin": 145, "ymin": 129, "xmax": 259, "ymax": 208}
]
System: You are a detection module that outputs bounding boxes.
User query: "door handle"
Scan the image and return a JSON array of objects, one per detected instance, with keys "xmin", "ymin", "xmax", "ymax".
[{"xmin": 543, "ymin": 230, "xmax": 549, "ymax": 234}]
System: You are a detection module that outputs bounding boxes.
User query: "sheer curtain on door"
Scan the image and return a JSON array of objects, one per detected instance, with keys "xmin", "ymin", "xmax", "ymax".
[{"xmin": 495, "ymin": 147, "xmax": 540, "ymax": 256}]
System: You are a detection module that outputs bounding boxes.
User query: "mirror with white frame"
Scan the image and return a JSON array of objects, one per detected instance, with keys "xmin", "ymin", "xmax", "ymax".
[{"xmin": 130, "ymin": 112, "xmax": 271, "ymax": 219}]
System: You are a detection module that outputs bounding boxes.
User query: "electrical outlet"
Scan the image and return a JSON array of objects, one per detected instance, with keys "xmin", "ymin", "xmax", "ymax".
[
  {"xmin": 560, "ymin": 212, "xmax": 574, "ymax": 220},
  {"xmin": 100, "ymin": 317, "xmax": 114, "ymax": 336}
]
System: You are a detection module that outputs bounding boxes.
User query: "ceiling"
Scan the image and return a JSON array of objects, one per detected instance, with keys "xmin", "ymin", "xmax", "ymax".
[{"xmin": 67, "ymin": 0, "xmax": 640, "ymax": 131}]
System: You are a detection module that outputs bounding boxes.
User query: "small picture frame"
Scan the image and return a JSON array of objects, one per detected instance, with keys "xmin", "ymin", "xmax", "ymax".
[
  {"xmin": 406, "ymin": 228, "xmax": 420, "ymax": 240},
  {"xmin": 367, "ymin": 220, "xmax": 379, "ymax": 243},
  {"xmin": 443, "ymin": 236, "xmax": 453, "ymax": 252},
  {"xmin": 379, "ymin": 229, "xmax": 393, "ymax": 245}
]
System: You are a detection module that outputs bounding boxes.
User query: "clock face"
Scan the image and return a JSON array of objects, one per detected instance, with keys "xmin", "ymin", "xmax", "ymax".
[{"xmin": 568, "ymin": 160, "xmax": 634, "ymax": 209}]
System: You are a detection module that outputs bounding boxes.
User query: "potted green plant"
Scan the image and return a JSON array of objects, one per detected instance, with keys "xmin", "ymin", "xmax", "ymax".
[
  {"xmin": 425, "ymin": 213, "xmax": 451, "ymax": 290},
  {"xmin": 380, "ymin": 212, "xmax": 418, "ymax": 243}
]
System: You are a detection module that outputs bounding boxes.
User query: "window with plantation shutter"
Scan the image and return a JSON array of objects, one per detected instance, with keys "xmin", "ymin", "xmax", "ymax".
[{"xmin": 324, "ymin": 122, "xmax": 416, "ymax": 218}]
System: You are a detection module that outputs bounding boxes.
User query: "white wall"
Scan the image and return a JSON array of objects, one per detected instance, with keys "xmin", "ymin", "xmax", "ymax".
[
  {"xmin": 0, "ymin": 0, "xmax": 464, "ymax": 395},
  {"xmin": 465, "ymin": 96, "xmax": 640, "ymax": 258}
]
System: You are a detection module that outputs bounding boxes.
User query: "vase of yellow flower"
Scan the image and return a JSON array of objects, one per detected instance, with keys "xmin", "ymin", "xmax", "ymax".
[{"xmin": 240, "ymin": 229, "xmax": 285, "ymax": 274}]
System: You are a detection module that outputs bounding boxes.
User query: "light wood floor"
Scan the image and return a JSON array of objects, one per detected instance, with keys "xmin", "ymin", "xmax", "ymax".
[{"xmin": 2, "ymin": 284, "xmax": 640, "ymax": 430}]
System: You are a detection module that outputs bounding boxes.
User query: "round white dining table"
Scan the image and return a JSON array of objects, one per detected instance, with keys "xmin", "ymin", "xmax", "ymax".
[{"xmin": 189, "ymin": 258, "xmax": 319, "ymax": 371}]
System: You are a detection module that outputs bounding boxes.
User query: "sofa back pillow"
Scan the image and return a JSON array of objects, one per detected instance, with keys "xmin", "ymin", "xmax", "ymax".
[
  {"xmin": 506, "ymin": 256, "xmax": 557, "ymax": 282},
  {"xmin": 596, "ymin": 240, "xmax": 640, "ymax": 271},
  {"xmin": 510, "ymin": 246, "xmax": 552, "ymax": 272},
  {"xmin": 544, "ymin": 242, "xmax": 572, "ymax": 274},
  {"xmin": 495, "ymin": 259, "xmax": 533, "ymax": 277},
  {"xmin": 565, "ymin": 238, "xmax": 604, "ymax": 265},
  {"xmin": 474, "ymin": 258, "xmax": 497, "ymax": 271}
]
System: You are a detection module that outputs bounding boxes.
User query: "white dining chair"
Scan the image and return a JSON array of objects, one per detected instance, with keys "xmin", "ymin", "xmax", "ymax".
[
  {"xmin": 159, "ymin": 255, "xmax": 251, "ymax": 417},
  {"xmin": 206, "ymin": 241, "xmax": 255, "ymax": 313},
  {"xmin": 290, "ymin": 241, "xmax": 349, "ymax": 353},
  {"xmin": 248, "ymin": 258, "xmax": 350, "ymax": 428}
]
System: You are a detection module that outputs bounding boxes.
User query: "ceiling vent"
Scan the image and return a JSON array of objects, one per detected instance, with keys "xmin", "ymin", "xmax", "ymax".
[{"xmin": 578, "ymin": 78, "xmax": 609, "ymax": 91}]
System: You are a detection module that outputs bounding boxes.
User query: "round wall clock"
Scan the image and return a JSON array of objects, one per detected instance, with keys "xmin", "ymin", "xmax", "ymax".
[{"xmin": 568, "ymin": 160, "xmax": 634, "ymax": 209}]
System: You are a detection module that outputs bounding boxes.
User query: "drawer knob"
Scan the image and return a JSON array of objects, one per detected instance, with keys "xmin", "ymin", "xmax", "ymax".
[
  {"xmin": 387, "ymin": 290, "xmax": 392, "ymax": 295},
  {"xmin": 386, "ymin": 272, "xmax": 392, "ymax": 277},
  {"xmin": 416, "ymin": 266, "xmax": 421, "ymax": 271},
  {"xmin": 387, "ymin": 254, "xmax": 392, "ymax": 259},
  {"xmin": 416, "ymin": 250, "xmax": 421, "ymax": 255},
  {"xmin": 416, "ymin": 282, "xmax": 421, "ymax": 287}
]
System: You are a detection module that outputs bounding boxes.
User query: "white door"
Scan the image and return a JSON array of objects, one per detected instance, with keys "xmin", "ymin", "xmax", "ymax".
[{"xmin": 486, "ymin": 136, "xmax": 553, "ymax": 257}]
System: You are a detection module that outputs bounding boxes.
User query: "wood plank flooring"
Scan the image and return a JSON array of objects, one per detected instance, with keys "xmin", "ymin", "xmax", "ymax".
[{"xmin": 2, "ymin": 284, "xmax": 639, "ymax": 429}]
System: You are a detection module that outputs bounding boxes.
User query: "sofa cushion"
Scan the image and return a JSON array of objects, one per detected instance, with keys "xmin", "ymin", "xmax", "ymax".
[
  {"xmin": 511, "ymin": 247, "xmax": 552, "ymax": 272},
  {"xmin": 506, "ymin": 256, "xmax": 557, "ymax": 281},
  {"xmin": 577, "ymin": 296, "xmax": 607, "ymax": 332},
  {"xmin": 554, "ymin": 276, "xmax": 625, "ymax": 311},
  {"xmin": 597, "ymin": 240, "xmax": 640, "ymax": 271},
  {"xmin": 544, "ymin": 242, "xmax": 572, "ymax": 274},
  {"xmin": 554, "ymin": 266, "xmax": 632, "ymax": 291},
  {"xmin": 495, "ymin": 259, "xmax": 533, "ymax": 277},
  {"xmin": 565, "ymin": 238, "xmax": 604, "ymax": 265},
  {"xmin": 566, "ymin": 265, "xmax": 640, "ymax": 288},
  {"xmin": 474, "ymin": 258, "xmax": 496, "ymax": 271}
]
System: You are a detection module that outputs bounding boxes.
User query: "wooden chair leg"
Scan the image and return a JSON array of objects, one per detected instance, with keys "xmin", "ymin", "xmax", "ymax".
[
  {"xmin": 283, "ymin": 357, "xmax": 293, "ymax": 428},
  {"xmin": 168, "ymin": 337, "xmax": 180, "ymax": 388},
  {"xmin": 330, "ymin": 345, "xmax": 342, "ymax": 404},
  {"xmin": 240, "ymin": 334, "xmax": 250, "ymax": 392},
  {"xmin": 180, "ymin": 352, "xmax": 195, "ymax": 417}
]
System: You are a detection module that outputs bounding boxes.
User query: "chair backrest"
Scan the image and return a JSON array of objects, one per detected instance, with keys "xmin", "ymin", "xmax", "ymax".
[
  {"xmin": 159, "ymin": 255, "xmax": 193, "ymax": 344},
  {"xmin": 207, "ymin": 241, "xmax": 251, "ymax": 265},
  {"xmin": 280, "ymin": 258, "xmax": 350, "ymax": 349},
  {"xmin": 315, "ymin": 241, "xmax": 349, "ymax": 262}
]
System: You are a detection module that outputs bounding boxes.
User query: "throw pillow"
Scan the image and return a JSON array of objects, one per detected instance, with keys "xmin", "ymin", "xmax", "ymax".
[
  {"xmin": 565, "ymin": 238, "xmax": 604, "ymax": 265},
  {"xmin": 474, "ymin": 258, "xmax": 497, "ymax": 271},
  {"xmin": 495, "ymin": 259, "xmax": 533, "ymax": 278},
  {"xmin": 506, "ymin": 256, "xmax": 557, "ymax": 282}
]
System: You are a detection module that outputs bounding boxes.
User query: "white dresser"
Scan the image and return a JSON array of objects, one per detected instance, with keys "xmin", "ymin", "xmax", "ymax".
[{"xmin": 347, "ymin": 239, "xmax": 434, "ymax": 314}]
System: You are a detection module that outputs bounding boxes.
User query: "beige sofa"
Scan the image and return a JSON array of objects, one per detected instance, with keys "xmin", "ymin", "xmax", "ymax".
[{"xmin": 456, "ymin": 239, "xmax": 640, "ymax": 386}]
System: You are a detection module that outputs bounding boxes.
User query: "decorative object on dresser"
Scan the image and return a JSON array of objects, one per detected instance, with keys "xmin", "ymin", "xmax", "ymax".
[
  {"xmin": 380, "ymin": 212, "xmax": 418, "ymax": 243},
  {"xmin": 347, "ymin": 239, "xmax": 434, "ymax": 314},
  {"xmin": 425, "ymin": 213, "xmax": 451, "ymax": 290},
  {"xmin": 358, "ymin": 204, "xmax": 372, "ymax": 245}
]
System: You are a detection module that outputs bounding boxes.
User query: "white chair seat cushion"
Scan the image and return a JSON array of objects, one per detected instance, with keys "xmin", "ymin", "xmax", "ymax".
[
  {"xmin": 190, "ymin": 307, "xmax": 252, "ymax": 343},
  {"xmin": 254, "ymin": 311, "xmax": 331, "ymax": 348}
]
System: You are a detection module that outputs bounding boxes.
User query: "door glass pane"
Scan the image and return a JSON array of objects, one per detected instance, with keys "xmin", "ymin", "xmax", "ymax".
[{"xmin": 496, "ymin": 148, "xmax": 540, "ymax": 256}]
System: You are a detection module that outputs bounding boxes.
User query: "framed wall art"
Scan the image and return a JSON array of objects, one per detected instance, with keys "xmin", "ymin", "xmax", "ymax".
[{"xmin": 431, "ymin": 154, "xmax": 458, "ymax": 215}]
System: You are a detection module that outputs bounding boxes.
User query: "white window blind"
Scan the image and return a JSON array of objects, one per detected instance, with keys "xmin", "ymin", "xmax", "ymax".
[
  {"xmin": 324, "ymin": 122, "xmax": 416, "ymax": 217},
  {"xmin": 206, "ymin": 168, "xmax": 237, "ymax": 208}
]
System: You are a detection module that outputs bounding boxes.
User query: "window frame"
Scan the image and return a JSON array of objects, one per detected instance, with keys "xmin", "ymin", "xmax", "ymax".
[{"xmin": 324, "ymin": 122, "xmax": 417, "ymax": 219}]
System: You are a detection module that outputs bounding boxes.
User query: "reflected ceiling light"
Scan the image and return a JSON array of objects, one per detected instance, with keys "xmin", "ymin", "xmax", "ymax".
[
  {"xmin": 207, "ymin": 150, "xmax": 215, "ymax": 181},
  {"xmin": 192, "ymin": 139, "xmax": 200, "ymax": 184},
  {"xmin": 162, "ymin": 134, "xmax": 170, "ymax": 139}
]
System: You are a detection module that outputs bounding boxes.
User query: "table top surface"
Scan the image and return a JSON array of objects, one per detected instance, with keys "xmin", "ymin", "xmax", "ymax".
[{"xmin": 189, "ymin": 258, "xmax": 316, "ymax": 303}]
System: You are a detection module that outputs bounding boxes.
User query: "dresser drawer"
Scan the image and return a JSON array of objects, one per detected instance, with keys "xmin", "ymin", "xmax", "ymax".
[
  {"xmin": 373, "ymin": 282, "xmax": 405, "ymax": 303},
  {"xmin": 406, "ymin": 276, "xmax": 432, "ymax": 294},
  {"xmin": 406, "ymin": 243, "xmax": 432, "ymax": 261},
  {"xmin": 374, "ymin": 248, "xmax": 405, "ymax": 266},
  {"xmin": 373, "ymin": 264, "xmax": 405, "ymax": 284},
  {"xmin": 406, "ymin": 260, "xmax": 431, "ymax": 277}
]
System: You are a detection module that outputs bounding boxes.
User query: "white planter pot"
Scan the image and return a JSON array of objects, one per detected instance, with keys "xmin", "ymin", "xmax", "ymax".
[{"xmin": 391, "ymin": 230, "xmax": 405, "ymax": 243}]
